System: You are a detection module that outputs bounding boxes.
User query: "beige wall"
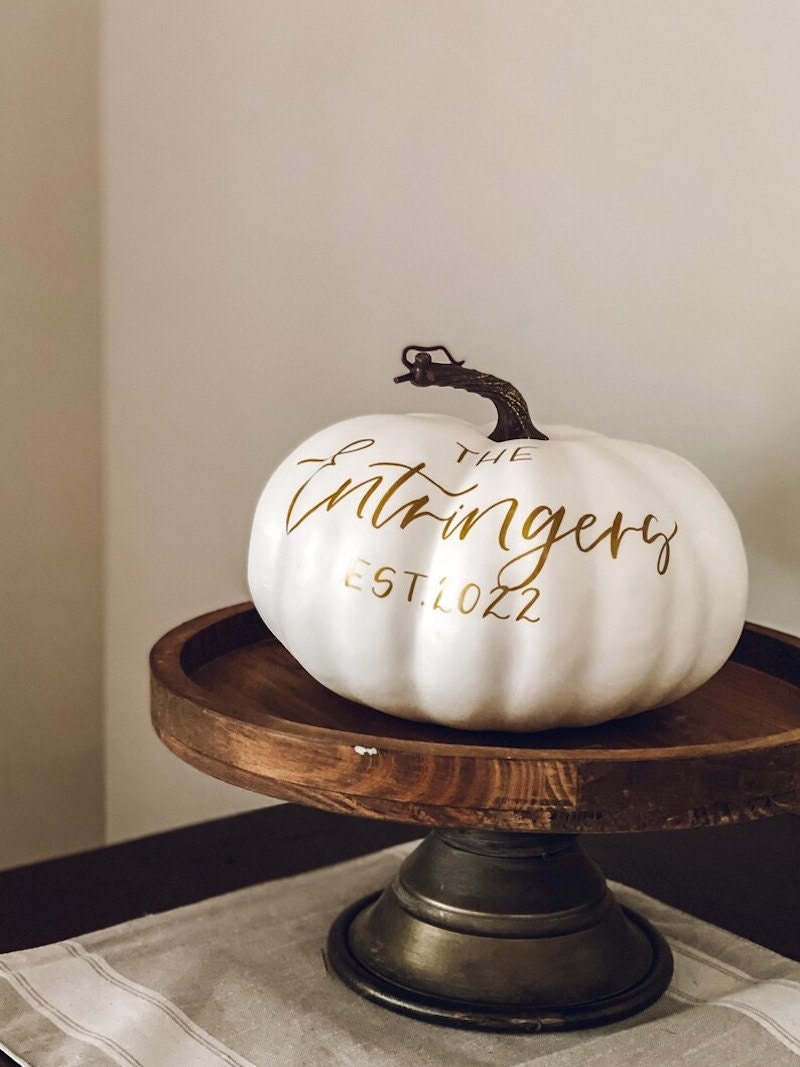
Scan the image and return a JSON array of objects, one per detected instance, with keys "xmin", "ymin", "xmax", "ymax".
[
  {"xmin": 0, "ymin": 2, "xmax": 103, "ymax": 868},
  {"xmin": 102, "ymin": 0, "xmax": 800, "ymax": 844}
]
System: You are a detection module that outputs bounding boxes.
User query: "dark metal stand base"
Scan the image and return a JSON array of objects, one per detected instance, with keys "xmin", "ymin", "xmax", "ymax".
[{"xmin": 326, "ymin": 830, "xmax": 674, "ymax": 1032}]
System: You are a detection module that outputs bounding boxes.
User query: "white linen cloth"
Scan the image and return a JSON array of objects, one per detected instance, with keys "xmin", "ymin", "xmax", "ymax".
[{"xmin": 0, "ymin": 841, "xmax": 798, "ymax": 1066}]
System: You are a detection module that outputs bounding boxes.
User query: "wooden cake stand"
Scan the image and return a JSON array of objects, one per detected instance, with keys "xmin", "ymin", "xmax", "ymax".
[{"xmin": 150, "ymin": 602, "xmax": 800, "ymax": 1032}]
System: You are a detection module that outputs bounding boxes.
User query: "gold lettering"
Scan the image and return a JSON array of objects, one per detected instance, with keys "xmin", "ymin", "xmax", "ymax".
[
  {"xmin": 456, "ymin": 442, "xmax": 480, "ymax": 463},
  {"xmin": 403, "ymin": 570, "xmax": 427, "ymax": 601},
  {"xmin": 516, "ymin": 587, "xmax": 541, "ymax": 623},
  {"xmin": 573, "ymin": 513, "xmax": 599, "ymax": 548},
  {"xmin": 287, "ymin": 437, "xmax": 678, "ymax": 586},
  {"xmin": 517, "ymin": 505, "xmax": 570, "ymax": 582},
  {"xmin": 369, "ymin": 461, "xmax": 477, "ymax": 529},
  {"xmin": 477, "ymin": 448, "xmax": 507, "ymax": 465},
  {"xmin": 344, "ymin": 557, "xmax": 369, "ymax": 590},
  {"xmin": 576, "ymin": 512, "xmax": 678, "ymax": 566},
  {"xmin": 288, "ymin": 473, "xmax": 383, "ymax": 533},
  {"xmin": 372, "ymin": 565, "xmax": 396, "ymax": 598},
  {"xmin": 442, "ymin": 497, "xmax": 519, "ymax": 550},
  {"xmin": 510, "ymin": 446, "xmax": 535, "ymax": 462},
  {"xmin": 642, "ymin": 516, "xmax": 679, "ymax": 575},
  {"xmin": 432, "ymin": 577, "xmax": 452, "ymax": 613},
  {"xmin": 457, "ymin": 582, "xmax": 481, "ymax": 614},
  {"xmin": 483, "ymin": 585, "xmax": 512, "ymax": 620},
  {"xmin": 286, "ymin": 438, "xmax": 376, "ymax": 531},
  {"xmin": 609, "ymin": 513, "xmax": 640, "ymax": 558}
]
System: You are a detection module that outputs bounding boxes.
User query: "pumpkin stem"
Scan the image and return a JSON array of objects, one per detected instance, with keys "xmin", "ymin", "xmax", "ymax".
[{"xmin": 394, "ymin": 345, "xmax": 548, "ymax": 443}]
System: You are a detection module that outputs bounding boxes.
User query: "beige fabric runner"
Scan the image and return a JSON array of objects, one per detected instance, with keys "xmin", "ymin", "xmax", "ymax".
[{"xmin": 1, "ymin": 841, "xmax": 798, "ymax": 1066}]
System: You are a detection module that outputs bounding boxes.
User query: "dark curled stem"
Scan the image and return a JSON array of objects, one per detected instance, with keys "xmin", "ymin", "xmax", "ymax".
[{"xmin": 394, "ymin": 345, "xmax": 548, "ymax": 443}]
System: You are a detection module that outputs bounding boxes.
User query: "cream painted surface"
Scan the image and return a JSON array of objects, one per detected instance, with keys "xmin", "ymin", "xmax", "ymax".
[
  {"xmin": 0, "ymin": 3, "xmax": 103, "ymax": 868},
  {"xmin": 103, "ymin": 2, "xmax": 799, "ymax": 842}
]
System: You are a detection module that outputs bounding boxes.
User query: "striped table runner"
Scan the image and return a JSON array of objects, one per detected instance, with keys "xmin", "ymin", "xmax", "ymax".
[{"xmin": 1, "ymin": 842, "xmax": 798, "ymax": 1066}]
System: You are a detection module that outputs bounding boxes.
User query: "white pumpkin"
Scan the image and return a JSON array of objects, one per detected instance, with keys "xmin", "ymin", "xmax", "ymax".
[{"xmin": 248, "ymin": 350, "xmax": 747, "ymax": 732}]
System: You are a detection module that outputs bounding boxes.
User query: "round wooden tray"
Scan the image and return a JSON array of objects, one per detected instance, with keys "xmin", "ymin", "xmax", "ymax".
[{"xmin": 150, "ymin": 602, "xmax": 800, "ymax": 833}]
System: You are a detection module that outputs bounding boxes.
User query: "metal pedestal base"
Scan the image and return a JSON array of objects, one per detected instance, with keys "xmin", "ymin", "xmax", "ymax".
[{"xmin": 327, "ymin": 830, "xmax": 673, "ymax": 1032}]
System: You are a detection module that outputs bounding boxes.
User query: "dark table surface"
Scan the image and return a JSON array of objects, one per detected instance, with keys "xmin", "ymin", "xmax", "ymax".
[{"xmin": 0, "ymin": 802, "xmax": 797, "ymax": 961}]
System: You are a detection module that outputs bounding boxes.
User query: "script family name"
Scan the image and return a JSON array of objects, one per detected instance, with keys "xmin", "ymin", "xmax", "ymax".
[{"xmin": 283, "ymin": 438, "xmax": 678, "ymax": 599}]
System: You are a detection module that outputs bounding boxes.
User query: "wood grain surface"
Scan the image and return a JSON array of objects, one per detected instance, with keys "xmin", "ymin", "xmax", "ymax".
[{"xmin": 150, "ymin": 603, "xmax": 800, "ymax": 832}]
